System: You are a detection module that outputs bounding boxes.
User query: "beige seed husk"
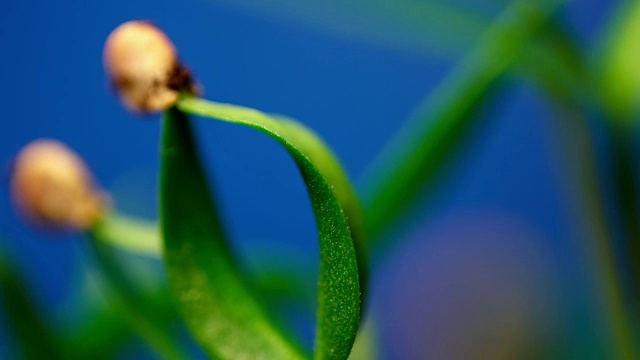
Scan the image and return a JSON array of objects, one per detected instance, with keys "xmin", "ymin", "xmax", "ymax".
[
  {"xmin": 103, "ymin": 21, "xmax": 187, "ymax": 113},
  {"xmin": 11, "ymin": 139, "xmax": 108, "ymax": 231}
]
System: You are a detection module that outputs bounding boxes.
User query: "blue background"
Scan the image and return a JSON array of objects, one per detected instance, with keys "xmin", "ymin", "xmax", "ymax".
[{"xmin": 0, "ymin": 0, "xmax": 620, "ymax": 358}]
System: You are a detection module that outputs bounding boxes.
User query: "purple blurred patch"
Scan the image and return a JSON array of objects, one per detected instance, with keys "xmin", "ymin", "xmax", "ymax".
[{"xmin": 376, "ymin": 211, "xmax": 561, "ymax": 360}]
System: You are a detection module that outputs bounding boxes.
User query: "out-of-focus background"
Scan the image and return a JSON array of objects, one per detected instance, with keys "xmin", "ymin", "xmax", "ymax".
[{"xmin": 0, "ymin": 0, "xmax": 627, "ymax": 359}]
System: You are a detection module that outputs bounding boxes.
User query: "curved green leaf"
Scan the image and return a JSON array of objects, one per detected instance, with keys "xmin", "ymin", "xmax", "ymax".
[
  {"xmin": 161, "ymin": 109, "xmax": 306, "ymax": 360},
  {"xmin": 176, "ymin": 96, "xmax": 367, "ymax": 301},
  {"xmin": 162, "ymin": 96, "xmax": 366, "ymax": 359}
]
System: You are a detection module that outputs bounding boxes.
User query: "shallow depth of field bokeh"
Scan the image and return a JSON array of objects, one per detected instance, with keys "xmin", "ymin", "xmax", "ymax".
[{"xmin": 0, "ymin": 1, "xmax": 632, "ymax": 359}]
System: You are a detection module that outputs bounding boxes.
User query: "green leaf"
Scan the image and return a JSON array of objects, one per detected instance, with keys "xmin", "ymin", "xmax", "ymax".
[
  {"xmin": 597, "ymin": 0, "xmax": 640, "ymax": 123},
  {"xmin": 162, "ymin": 96, "xmax": 366, "ymax": 359},
  {"xmin": 0, "ymin": 245, "xmax": 62, "ymax": 359},
  {"xmin": 359, "ymin": 0, "xmax": 566, "ymax": 243},
  {"xmin": 160, "ymin": 109, "xmax": 306, "ymax": 360}
]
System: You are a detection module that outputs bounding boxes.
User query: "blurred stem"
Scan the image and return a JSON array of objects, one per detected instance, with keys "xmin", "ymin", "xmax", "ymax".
[
  {"xmin": 607, "ymin": 122, "xmax": 640, "ymax": 343},
  {"xmin": 357, "ymin": 0, "xmax": 637, "ymax": 356},
  {"xmin": 93, "ymin": 213, "xmax": 161, "ymax": 257},
  {"xmin": 545, "ymin": 105, "xmax": 634, "ymax": 360},
  {"xmin": 359, "ymin": 0, "xmax": 566, "ymax": 244},
  {"xmin": 520, "ymin": 23, "xmax": 637, "ymax": 360}
]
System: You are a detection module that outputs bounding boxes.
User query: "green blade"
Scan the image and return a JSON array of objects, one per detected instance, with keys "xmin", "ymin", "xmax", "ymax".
[
  {"xmin": 160, "ymin": 108, "xmax": 308, "ymax": 359},
  {"xmin": 166, "ymin": 96, "xmax": 366, "ymax": 360}
]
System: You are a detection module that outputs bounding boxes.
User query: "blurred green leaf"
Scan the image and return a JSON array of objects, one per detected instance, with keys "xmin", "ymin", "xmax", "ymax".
[
  {"xmin": 0, "ymin": 246, "xmax": 62, "ymax": 359},
  {"xmin": 61, "ymin": 303, "xmax": 132, "ymax": 360},
  {"xmin": 163, "ymin": 96, "xmax": 366, "ymax": 359},
  {"xmin": 517, "ymin": 22, "xmax": 592, "ymax": 106},
  {"xmin": 595, "ymin": 6, "xmax": 640, "ymax": 343},
  {"xmin": 60, "ymin": 287, "xmax": 178, "ymax": 360},
  {"xmin": 86, "ymin": 236, "xmax": 188, "ymax": 360},
  {"xmin": 515, "ymin": 20, "xmax": 638, "ymax": 359},
  {"xmin": 246, "ymin": 248, "xmax": 318, "ymax": 311},
  {"xmin": 529, "ymin": 79, "xmax": 637, "ymax": 360},
  {"xmin": 359, "ymin": 0, "xmax": 566, "ymax": 243},
  {"xmin": 597, "ymin": 0, "xmax": 640, "ymax": 123}
]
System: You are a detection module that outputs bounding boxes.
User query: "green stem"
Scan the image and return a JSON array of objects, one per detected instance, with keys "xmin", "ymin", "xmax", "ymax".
[
  {"xmin": 520, "ymin": 25, "xmax": 637, "ymax": 360},
  {"xmin": 550, "ymin": 107, "xmax": 634, "ymax": 360},
  {"xmin": 359, "ymin": 0, "xmax": 566, "ymax": 244},
  {"xmin": 521, "ymin": 10, "xmax": 640, "ymax": 350},
  {"xmin": 608, "ymin": 123, "xmax": 640, "ymax": 348},
  {"xmin": 92, "ymin": 213, "xmax": 161, "ymax": 257}
]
